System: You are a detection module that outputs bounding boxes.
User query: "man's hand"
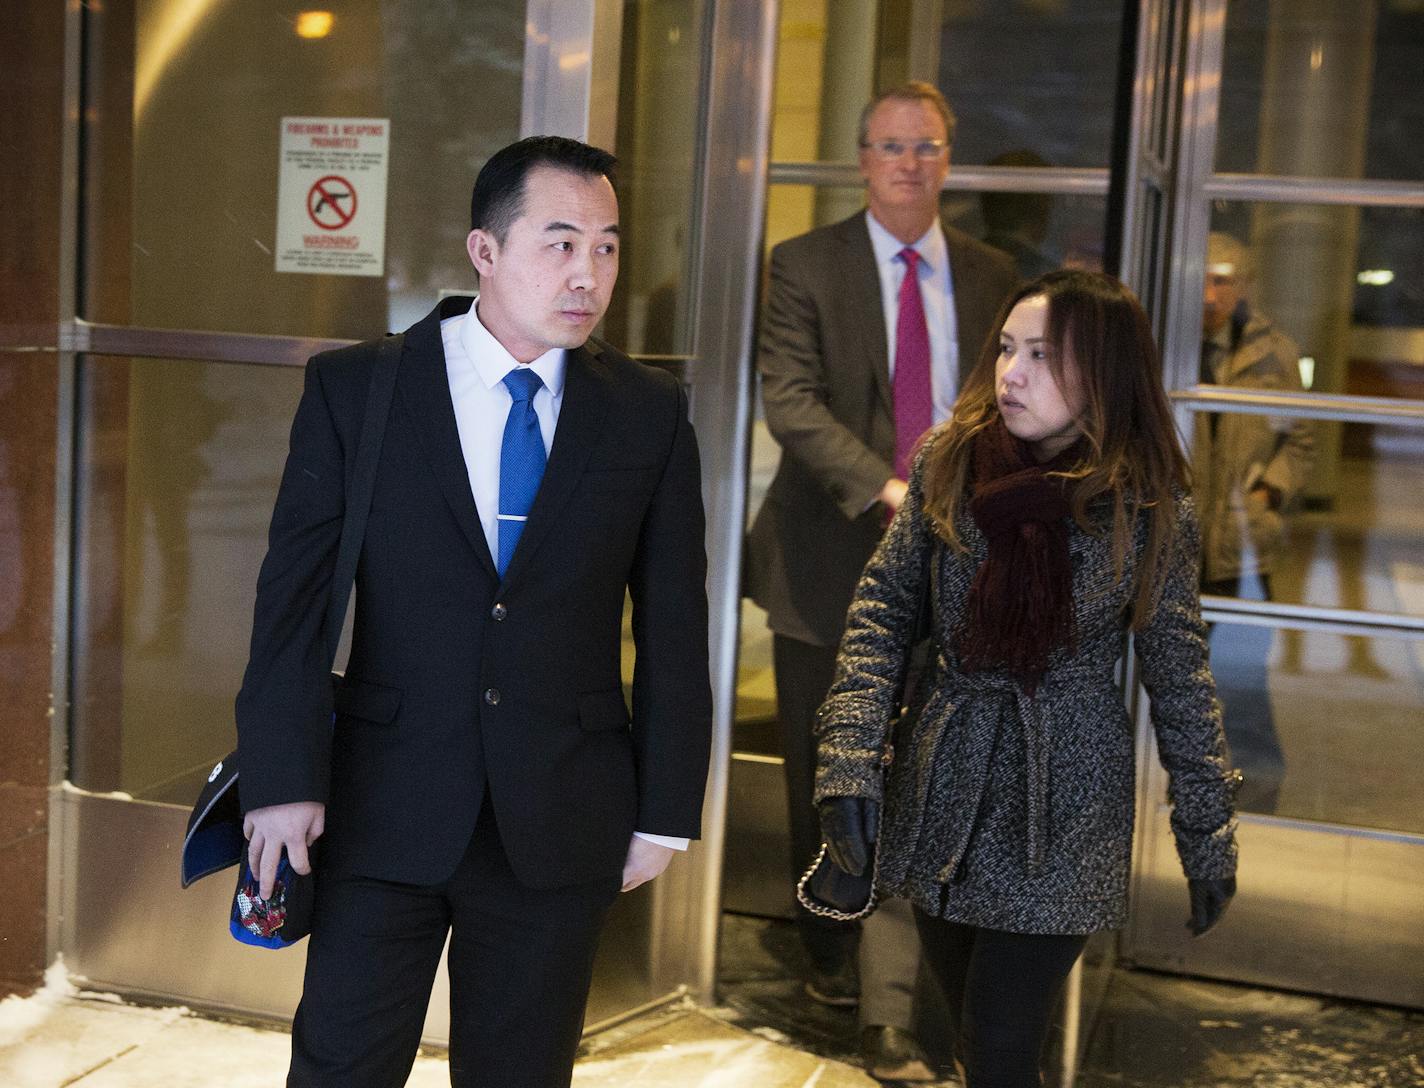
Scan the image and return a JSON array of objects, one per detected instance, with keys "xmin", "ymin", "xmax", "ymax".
[
  {"xmin": 621, "ymin": 835, "xmax": 676, "ymax": 893},
  {"xmin": 244, "ymin": 801, "xmax": 325, "ymax": 900},
  {"xmin": 878, "ymin": 478, "xmax": 909, "ymax": 514}
]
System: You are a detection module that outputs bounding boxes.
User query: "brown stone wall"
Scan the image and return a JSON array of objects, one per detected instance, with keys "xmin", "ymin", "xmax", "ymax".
[{"xmin": 0, "ymin": 2, "xmax": 66, "ymax": 996}]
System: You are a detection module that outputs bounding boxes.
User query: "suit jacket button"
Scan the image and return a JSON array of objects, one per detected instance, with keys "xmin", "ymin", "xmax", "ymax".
[
  {"xmin": 483, "ymin": 688, "xmax": 500, "ymax": 706},
  {"xmin": 491, "ymin": 603, "xmax": 507, "ymax": 621}
]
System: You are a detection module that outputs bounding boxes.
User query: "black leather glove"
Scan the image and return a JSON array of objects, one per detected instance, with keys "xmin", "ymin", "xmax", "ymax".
[
  {"xmin": 817, "ymin": 796, "xmax": 879, "ymax": 876},
  {"xmin": 1187, "ymin": 876, "xmax": 1236, "ymax": 936}
]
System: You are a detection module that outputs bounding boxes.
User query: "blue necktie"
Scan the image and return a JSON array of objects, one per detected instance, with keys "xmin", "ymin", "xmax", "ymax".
[{"xmin": 497, "ymin": 368, "xmax": 546, "ymax": 576}]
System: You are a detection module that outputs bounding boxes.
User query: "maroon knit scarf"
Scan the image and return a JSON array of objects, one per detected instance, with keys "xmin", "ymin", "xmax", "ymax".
[{"xmin": 955, "ymin": 419, "xmax": 1081, "ymax": 692}]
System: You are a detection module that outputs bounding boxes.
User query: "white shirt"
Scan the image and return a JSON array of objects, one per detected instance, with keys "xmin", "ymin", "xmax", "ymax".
[
  {"xmin": 440, "ymin": 300, "xmax": 688, "ymax": 853},
  {"xmin": 865, "ymin": 210, "xmax": 960, "ymax": 426}
]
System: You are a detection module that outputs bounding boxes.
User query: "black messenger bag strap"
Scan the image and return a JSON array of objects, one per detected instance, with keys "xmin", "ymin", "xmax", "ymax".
[
  {"xmin": 321, "ymin": 331, "xmax": 403, "ymax": 668},
  {"xmin": 181, "ymin": 332, "xmax": 402, "ymax": 895}
]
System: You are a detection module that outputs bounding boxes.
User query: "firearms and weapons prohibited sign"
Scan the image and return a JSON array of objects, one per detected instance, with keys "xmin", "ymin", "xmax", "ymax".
[{"xmin": 276, "ymin": 117, "xmax": 389, "ymax": 276}]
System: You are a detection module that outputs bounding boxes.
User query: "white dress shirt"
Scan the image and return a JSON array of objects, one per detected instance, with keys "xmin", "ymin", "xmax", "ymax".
[
  {"xmin": 865, "ymin": 210, "xmax": 960, "ymax": 427},
  {"xmin": 440, "ymin": 300, "xmax": 687, "ymax": 853}
]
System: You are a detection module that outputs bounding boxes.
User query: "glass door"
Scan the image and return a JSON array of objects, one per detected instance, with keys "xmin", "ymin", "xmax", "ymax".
[
  {"xmin": 58, "ymin": 0, "xmax": 752, "ymax": 1032},
  {"xmin": 1123, "ymin": 0, "xmax": 1424, "ymax": 1009},
  {"xmin": 720, "ymin": 5, "xmax": 1143, "ymax": 1084}
]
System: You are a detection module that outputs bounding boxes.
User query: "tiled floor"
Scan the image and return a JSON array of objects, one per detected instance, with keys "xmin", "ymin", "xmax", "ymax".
[{"xmin": 4, "ymin": 918, "xmax": 1421, "ymax": 1087}]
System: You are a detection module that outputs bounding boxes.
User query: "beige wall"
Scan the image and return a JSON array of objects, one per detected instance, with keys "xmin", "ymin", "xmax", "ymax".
[{"xmin": 766, "ymin": 3, "xmax": 830, "ymax": 250}]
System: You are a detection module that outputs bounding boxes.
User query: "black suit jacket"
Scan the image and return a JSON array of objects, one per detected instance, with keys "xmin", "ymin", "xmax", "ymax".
[
  {"xmin": 745, "ymin": 212, "xmax": 1018, "ymax": 647},
  {"xmin": 236, "ymin": 296, "xmax": 712, "ymax": 890}
]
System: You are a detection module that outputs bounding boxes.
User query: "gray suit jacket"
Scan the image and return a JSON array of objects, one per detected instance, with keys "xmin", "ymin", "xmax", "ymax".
[{"xmin": 746, "ymin": 211, "xmax": 1018, "ymax": 646}]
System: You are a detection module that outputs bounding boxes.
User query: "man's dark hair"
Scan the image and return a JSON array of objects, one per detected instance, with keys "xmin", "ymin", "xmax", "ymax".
[{"xmin": 470, "ymin": 136, "xmax": 618, "ymax": 242}]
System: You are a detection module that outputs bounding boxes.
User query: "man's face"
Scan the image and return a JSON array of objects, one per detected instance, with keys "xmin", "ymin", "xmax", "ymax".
[
  {"xmin": 1202, "ymin": 266, "xmax": 1244, "ymax": 337},
  {"xmin": 858, "ymin": 98, "xmax": 951, "ymax": 222},
  {"xmin": 466, "ymin": 166, "xmax": 619, "ymax": 362}
]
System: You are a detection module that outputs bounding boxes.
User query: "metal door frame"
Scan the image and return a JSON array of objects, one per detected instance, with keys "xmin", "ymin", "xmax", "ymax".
[
  {"xmin": 752, "ymin": 3, "xmax": 1168, "ymax": 1083},
  {"xmin": 1122, "ymin": 0, "xmax": 1424, "ymax": 1009},
  {"xmin": 44, "ymin": 0, "xmax": 778, "ymax": 1028}
]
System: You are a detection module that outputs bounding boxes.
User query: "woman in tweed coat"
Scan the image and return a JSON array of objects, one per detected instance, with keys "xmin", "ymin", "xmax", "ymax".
[{"xmin": 813, "ymin": 271, "xmax": 1239, "ymax": 1087}]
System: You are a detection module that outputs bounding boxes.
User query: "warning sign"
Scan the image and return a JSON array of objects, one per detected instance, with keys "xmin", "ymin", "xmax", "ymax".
[{"xmin": 276, "ymin": 117, "xmax": 389, "ymax": 277}]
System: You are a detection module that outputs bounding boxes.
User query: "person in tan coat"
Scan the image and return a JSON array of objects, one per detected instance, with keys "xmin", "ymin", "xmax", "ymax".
[
  {"xmin": 1194, "ymin": 232, "xmax": 1314, "ymax": 811},
  {"xmin": 1195, "ymin": 232, "xmax": 1315, "ymax": 595}
]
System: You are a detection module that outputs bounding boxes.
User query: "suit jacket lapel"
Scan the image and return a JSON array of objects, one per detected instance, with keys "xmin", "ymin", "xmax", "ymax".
[
  {"xmin": 398, "ymin": 297, "xmax": 499, "ymax": 580},
  {"xmin": 835, "ymin": 214, "xmax": 893, "ymax": 417},
  {"xmin": 497, "ymin": 342, "xmax": 612, "ymax": 592}
]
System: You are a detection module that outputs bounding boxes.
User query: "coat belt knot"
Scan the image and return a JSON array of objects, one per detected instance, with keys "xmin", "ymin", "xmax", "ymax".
[{"xmin": 933, "ymin": 660, "xmax": 1107, "ymax": 880}]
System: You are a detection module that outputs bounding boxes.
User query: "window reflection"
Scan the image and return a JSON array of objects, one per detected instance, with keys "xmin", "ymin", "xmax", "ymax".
[
  {"xmin": 1217, "ymin": 0, "xmax": 1424, "ymax": 184},
  {"xmin": 85, "ymin": 1, "xmax": 524, "ymax": 339},
  {"xmin": 1208, "ymin": 620, "xmax": 1424, "ymax": 835},
  {"xmin": 71, "ymin": 357, "xmax": 305, "ymax": 799},
  {"xmin": 939, "ymin": 0, "xmax": 1124, "ymax": 167},
  {"xmin": 600, "ymin": 1, "xmax": 705, "ymax": 358},
  {"xmin": 943, "ymin": 189, "xmax": 1106, "ymax": 277},
  {"xmin": 1205, "ymin": 203, "xmax": 1424, "ymax": 399},
  {"xmin": 1193, "ymin": 409, "xmax": 1424, "ymax": 617},
  {"xmin": 769, "ymin": 1, "xmax": 1128, "ymax": 170}
]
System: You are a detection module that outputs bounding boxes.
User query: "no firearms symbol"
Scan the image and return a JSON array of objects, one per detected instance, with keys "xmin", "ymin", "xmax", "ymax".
[{"xmin": 307, "ymin": 175, "xmax": 357, "ymax": 230}]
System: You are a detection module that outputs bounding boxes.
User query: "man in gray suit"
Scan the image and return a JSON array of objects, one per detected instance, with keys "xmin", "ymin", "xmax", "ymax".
[{"xmin": 746, "ymin": 82, "xmax": 1016, "ymax": 1081}]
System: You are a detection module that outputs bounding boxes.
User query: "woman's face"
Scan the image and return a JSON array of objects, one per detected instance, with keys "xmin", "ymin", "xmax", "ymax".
[{"xmin": 995, "ymin": 293, "xmax": 1084, "ymax": 461}]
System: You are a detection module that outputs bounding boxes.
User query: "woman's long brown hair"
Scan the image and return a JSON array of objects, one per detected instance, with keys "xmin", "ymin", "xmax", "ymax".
[{"xmin": 921, "ymin": 269, "xmax": 1190, "ymax": 629}]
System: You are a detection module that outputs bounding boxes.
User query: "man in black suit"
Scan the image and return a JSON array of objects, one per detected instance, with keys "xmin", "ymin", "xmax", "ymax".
[
  {"xmin": 745, "ymin": 83, "xmax": 1016, "ymax": 1079},
  {"xmin": 236, "ymin": 136, "xmax": 711, "ymax": 1087}
]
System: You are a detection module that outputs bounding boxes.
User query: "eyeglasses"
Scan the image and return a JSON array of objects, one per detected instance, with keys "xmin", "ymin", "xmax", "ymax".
[{"xmin": 861, "ymin": 138, "xmax": 949, "ymax": 161}]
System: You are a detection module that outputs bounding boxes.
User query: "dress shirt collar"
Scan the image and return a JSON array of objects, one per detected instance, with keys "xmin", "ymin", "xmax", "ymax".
[
  {"xmin": 865, "ymin": 209, "xmax": 947, "ymax": 273},
  {"xmin": 458, "ymin": 296, "xmax": 568, "ymax": 396}
]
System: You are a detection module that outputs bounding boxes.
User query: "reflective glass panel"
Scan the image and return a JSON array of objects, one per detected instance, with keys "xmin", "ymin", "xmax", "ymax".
[
  {"xmin": 767, "ymin": 186, "xmax": 1107, "ymax": 279},
  {"xmin": 771, "ymin": 1, "xmax": 1125, "ymax": 170},
  {"xmin": 770, "ymin": 2, "xmax": 874, "ymax": 167},
  {"xmin": 70, "ymin": 356, "xmax": 305, "ymax": 799},
  {"xmin": 1217, "ymin": 0, "xmax": 1424, "ymax": 182},
  {"xmin": 599, "ymin": 0, "xmax": 705, "ymax": 358},
  {"xmin": 83, "ymin": 1, "xmax": 524, "ymax": 339},
  {"xmin": 1207, "ymin": 622, "xmax": 1424, "ymax": 834},
  {"xmin": 939, "ymin": 0, "xmax": 1125, "ymax": 168},
  {"xmin": 1204, "ymin": 202, "xmax": 1424, "ymax": 388},
  {"xmin": 941, "ymin": 190, "xmax": 1108, "ymax": 279},
  {"xmin": 1191, "ymin": 408, "xmax": 1424, "ymax": 616}
]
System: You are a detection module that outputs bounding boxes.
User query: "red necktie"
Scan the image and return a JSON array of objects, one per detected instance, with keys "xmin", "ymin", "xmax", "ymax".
[{"xmin": 894, "ymin": 247, "xmax": 933, "ymax": 480}]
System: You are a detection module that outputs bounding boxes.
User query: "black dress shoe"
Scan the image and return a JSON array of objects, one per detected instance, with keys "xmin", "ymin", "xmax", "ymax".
[
  {"xmin": 860, "ymin": 1024, "xmax": 936, "ymax": 1082},
  {"xmin": 803, "ymin": 960, "xmax": 860, "ymax": 1007}
]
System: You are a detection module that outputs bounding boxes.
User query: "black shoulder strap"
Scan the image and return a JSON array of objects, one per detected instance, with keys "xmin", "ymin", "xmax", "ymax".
[{"xmin": 322, "ymin": 331, "xmax": 403, "ymax": 667}]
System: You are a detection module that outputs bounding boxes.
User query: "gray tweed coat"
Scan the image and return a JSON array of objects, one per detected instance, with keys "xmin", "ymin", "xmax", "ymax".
[{"xmin": 814, "ymin": 445, "xmax": 1240, "ymax": 934}]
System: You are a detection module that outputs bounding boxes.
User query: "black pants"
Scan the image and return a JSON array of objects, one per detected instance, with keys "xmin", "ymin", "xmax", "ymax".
[
  {"xmin": 773, "ymin": 634, "xmax": 860, "ymax": 971},
  {"xmin": 914, "ymin": 911, "xmax": 1087, "ymax": 1088},
  {"xmin": 289, "ymin": 803, "xmax": 620, "ymax": 1088}
]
